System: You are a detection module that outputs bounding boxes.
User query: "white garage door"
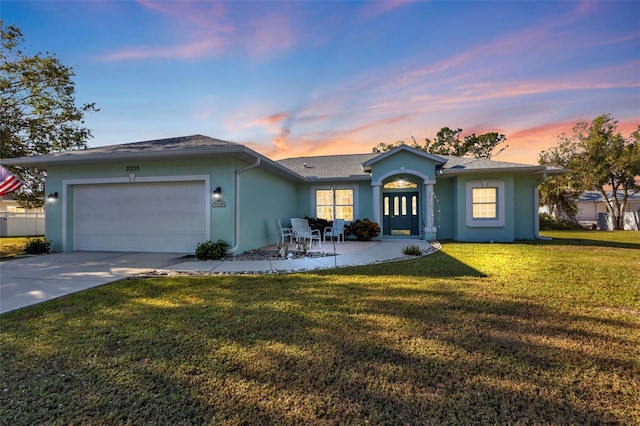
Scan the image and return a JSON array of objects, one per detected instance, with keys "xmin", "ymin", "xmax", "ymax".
[{"xmin": 74, "ymin": 181, "xmax": 207, "ymax": 253}]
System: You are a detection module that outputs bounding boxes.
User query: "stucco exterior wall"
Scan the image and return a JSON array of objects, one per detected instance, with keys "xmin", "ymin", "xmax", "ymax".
[
  {"xmin": 433, "ymin": 177, "xmax": 455, "ymax": 240},
  {"xmin": 237, "ymin": 166, "xmax": 298, "ymax": 253},
  {"xmin": 39, "ymin": 147, "xmax": 544, "ymax": 252},
  {"xmin": 369, "ymin": 150, "xmax": 438, "ymax": 183},
  {"xmin": 453, "ymin": 173, "xmax": 516, "ymax": 242},
  {"xmin": 45, "ymin": 158, "xmax": 262, "ymax": 251},
  {"xmin": 355, "ymin": 181, "xmax": 374, "ymax": 221},
  {"xmin": 513, "ymin": 175, "xmax": 538, "ymax": 240}
]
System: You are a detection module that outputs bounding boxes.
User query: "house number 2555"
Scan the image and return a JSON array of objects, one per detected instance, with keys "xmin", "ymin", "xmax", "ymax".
[{"xmin": 126, "ymin": 165, "xmax": 140, "ymax": 171}]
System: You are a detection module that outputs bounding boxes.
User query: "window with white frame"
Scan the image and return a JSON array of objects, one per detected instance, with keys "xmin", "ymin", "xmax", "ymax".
[
  {"xmin": 466, "ymin": 181, "xmax": 505, "ymax": 227},
  {"xmin": 314, "ymin": 188, "xmax": 355, "ymax": 221},
  {"xmin": 472, "ymin": 188, "xmax": 497, "ymax": 219}
]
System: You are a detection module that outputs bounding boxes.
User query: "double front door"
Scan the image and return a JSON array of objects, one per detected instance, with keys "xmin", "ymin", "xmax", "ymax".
[{"xmin": 383, "ymin": 192, "xmax": 419, "ymax": 236}]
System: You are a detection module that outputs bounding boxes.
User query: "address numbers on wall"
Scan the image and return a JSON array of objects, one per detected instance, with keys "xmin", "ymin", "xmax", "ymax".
[{"xmin": 126, "ymin": 165, "xmax": 140, "ymax": 171}]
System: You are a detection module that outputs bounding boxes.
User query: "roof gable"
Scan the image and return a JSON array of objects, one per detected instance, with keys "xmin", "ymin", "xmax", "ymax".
[{"xmin": 362, "ymin": 145, "xmax": 446, "ymax": 170}]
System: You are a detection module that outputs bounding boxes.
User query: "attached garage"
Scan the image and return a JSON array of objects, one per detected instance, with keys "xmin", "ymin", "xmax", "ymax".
[{"xmin": 74, "ymin": 181, "xmax": 207, "ymax": 253}]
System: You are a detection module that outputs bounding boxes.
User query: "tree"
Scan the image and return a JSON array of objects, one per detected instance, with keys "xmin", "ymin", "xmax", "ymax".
[
  {"xmin": 539, "ymin": 114, "xmax": 640, "ymax": 230},
  {"xmin": 464, "ymin": 132, "xmax": 508, "ymax": 159},
  {"xmin": 1, "ymin": 21, "xmax": 97, "ymax": 208},
  {"xmin": 537, "ymin": 138, "xmax": 581, "ymax": 223},
  {"xmin": 425, "ymin": 127, "xmax": 465, "ymax": 156},
  {"xmin": 373, "ymin": 127, "xmax": 507, "ymax": 159}
]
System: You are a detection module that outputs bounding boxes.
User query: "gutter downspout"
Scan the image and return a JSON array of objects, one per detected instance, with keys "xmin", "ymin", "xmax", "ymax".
[
  {"xmin": 227, "ymin": 158, "xmax": 261, "ymax": 254},
  {"xmin": 535, "ymin": 172, "xmax": 552, "ymax": 240}
]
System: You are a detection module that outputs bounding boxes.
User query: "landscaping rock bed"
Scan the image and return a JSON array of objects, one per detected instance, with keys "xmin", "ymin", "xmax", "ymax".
[{"xmin": 224, "ymin": 248, "xmax": 336, "ymax": 261}]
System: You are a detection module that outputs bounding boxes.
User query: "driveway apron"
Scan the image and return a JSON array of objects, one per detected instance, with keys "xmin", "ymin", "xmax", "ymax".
[{"xmin": 0, "ymin": 252, "xmax": 185, "ymax": 314}]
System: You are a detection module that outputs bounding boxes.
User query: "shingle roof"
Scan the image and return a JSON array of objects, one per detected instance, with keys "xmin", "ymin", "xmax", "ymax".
[
  {"xmin": 277, "ymin": 153, "xmax": 378, "ymax": 180},
  {"xmin": 80, "ymin": 134, "xmax": 240, "ymax": 153},
  {"xmin": 2, "ymin": 135, "xmax": 250, "ymax": 167},
  {"xmin": 11, "ymin": 135, "xmax": 240, "ymax": 160},
  {"xmin": 0, "ymin": 135, "xmax": 306, "ymax": 181},
  {"xmin": 438, "ymin": 155, "xmax": 545, "ymax": 172},
  {"xmin": 577, "ymin": 190, "xmax": 640, "ymax": 202},
  {"xmin": 277, "ymin": 151, "xmax": 547, "ymax": 179},
  {"xmin": 3, "ymin": 134, "xmax": 552, "ymax": 180}
]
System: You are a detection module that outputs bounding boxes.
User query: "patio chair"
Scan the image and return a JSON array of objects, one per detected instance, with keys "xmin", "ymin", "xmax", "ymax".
[
  {"xmin": 275, "ymin": 218, "xmax": 293, "ymax": 245},
  {"xmin": 323, "ymin": 218, "xmax": 345, "ymax": 244},
  {"xmin": 291, "ymin": 218, "xmax": 321, "ymax": 247}
]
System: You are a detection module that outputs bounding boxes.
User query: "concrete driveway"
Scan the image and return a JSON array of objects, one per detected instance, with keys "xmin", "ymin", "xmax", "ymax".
[{"xmin": 0, "ymin": 252, "xmax": 186, "ymax": 314}]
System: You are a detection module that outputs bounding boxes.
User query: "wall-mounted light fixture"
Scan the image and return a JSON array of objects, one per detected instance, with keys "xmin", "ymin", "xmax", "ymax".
[
  {"xmin": 47, "ymin": 192, "xmax": 59, "ymax": 202},
  {"xmin": 213, "ymin": 187, "xmax": 222, "ymax": 199}
]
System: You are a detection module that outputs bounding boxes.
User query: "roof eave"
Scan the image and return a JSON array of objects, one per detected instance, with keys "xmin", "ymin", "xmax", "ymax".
[
  {"xmin": 0, "ymin": 145, "xmax": 254, "ymax": 168},
  {"xmin": 0, "ymin": 145, "xmax": 307, "ymax": 182},
  {"xmin": 304, "ymin": 175, "xmax": 371, "ymax": 183},
  {"xmin": 440, "ymin": 166, "xmax": 549, "ymax": 176}
]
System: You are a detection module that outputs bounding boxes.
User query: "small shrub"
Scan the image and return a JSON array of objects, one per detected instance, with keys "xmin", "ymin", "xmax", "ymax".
[
  {"xmin": 24, "ymin": 238, "xmax": 51, "ymax": 255},
  {"xmin": 401, "ymin": 244, "xmax": 427, "ymax": 256},
  {"xmin": 539, "ymin": 213, "xmax": 583, "ymax": 231},
  {"xmin": 195, "ymin": 240, "xmax": 229, "ymax": 260},
  {"xmin": 349, "ymin": 218, "xmax": 381, "ymax": 241},
  {"xmin": 305, "ymin": 216, "xmax": 331, "ymax": 233}
]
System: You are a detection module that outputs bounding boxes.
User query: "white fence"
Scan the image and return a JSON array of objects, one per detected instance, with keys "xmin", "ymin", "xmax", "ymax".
[
  {"xmin": 0, "ymin": 212, "xmax": 45, "ymax": 237},
  {"xmin": 597, "ymin": 212, "xmax": 640, "ymax": 231}
]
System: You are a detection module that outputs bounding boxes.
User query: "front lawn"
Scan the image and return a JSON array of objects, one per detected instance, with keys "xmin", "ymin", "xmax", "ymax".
[
  {"xmin": 1, "ymin": 231, "xmax": 638, "ymax": 424},
  {"xmin": 0, "ymin": 237, "xmax": 29, "ymax": 258}
]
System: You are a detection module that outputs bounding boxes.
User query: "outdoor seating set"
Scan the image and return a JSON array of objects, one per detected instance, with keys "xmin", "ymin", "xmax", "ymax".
[{"xmin": 276, "ymin": 218, "xmax": 345, "ymax": 248}]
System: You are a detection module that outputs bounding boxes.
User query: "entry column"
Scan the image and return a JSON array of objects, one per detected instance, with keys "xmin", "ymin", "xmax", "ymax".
[
  {"xmin": 424, "ymin": 181, "xmax": 437, "ymax": 240},
  {"xmin": 372, "ymin": 183, "xmax": 382, "ymax": 234}
]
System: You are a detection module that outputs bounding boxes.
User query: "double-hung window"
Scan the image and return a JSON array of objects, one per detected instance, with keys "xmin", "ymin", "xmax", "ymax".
[
  {"xmin": 315, "ymin": 188, "xmax": 355, "ymax": 221},
  {"xmin": 466, "ymin": 181, "xmax": 505, "ymax": 227},
  {"xmin": 472, "ymin": 188, "xmax": 497, "ymax": 219}
]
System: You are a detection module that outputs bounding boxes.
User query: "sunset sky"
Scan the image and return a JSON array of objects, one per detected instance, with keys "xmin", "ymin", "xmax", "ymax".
[{"xmin": 3, "ymin": 0, "xmax": 639, "ymax": 164}]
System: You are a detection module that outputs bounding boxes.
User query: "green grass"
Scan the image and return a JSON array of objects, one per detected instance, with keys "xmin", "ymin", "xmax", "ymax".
[
  {"xmin": 0, "ymin": 237, "xmax": 29, "ymax": 258},
  {"xmin": 1, "ymin": 231, "xmax": 639, "ymax": 425}
]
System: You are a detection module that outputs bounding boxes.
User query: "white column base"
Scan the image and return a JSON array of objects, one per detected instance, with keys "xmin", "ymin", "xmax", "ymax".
[{"xmin": 424, "ymin": 226, "xmax": 437, "ymax": 241}]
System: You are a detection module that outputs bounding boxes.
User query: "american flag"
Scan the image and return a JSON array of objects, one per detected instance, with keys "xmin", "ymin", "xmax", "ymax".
[{"xmin": 0, "ymin": 165, "xmax": 23, "ymax": 195}]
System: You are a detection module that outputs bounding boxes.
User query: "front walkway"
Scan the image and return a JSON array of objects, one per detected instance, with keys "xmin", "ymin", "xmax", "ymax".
[{"xmin": 162, "ymin": 240, "xmax": 440, "ymax": 274}]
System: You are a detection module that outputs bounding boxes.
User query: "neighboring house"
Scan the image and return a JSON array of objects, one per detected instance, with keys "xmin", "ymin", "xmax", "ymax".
[
  {"xmin": 0, "ymin": 135, "xmax": 559, "ymax": 253},
  {"xmin": 576, "ymin": 190, "xmax": 640, "ymax": 230},
  {"xmin": 0, "ymin": 195, "xmax": 44, "ymax": 213},
  {"xmin": 0, "ymin": 196, "xmax": 45, "ymax": 237}
]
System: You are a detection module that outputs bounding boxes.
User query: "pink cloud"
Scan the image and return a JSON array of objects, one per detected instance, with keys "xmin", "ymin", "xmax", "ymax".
[
  {"xmin": 358, "ymin": 0, "xmax": 417, "ymax": 20},
  {"xmin": 137, "ymin": 0, "xmax": 228, "ymax": 29},
  {"xmin": 247, "ymin": 114, "xmax": 412, "ymax": 160},
  {"xmin": 251, "ymin": 112, "xmax": 290, "ymax": 127},
  {"xmin": 101, "ymin": 39, "xmax": 227, "ymax": 61},
  {"xmin": 101, "ymin": 0, "xmax": 299, "ymax": 61},
  {"xmin": 245, "ymin": 14, "xmax": 296, "ymax": 57}
]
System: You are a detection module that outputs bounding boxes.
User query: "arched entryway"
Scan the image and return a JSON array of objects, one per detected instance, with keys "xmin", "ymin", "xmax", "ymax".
[
  {"xmin": 371, "ymin": 167, "xmax": 437, "ymax": 240},
  {"xmin": 381, "ymin": 177, "xmax": 420, "ymax": 236}
]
